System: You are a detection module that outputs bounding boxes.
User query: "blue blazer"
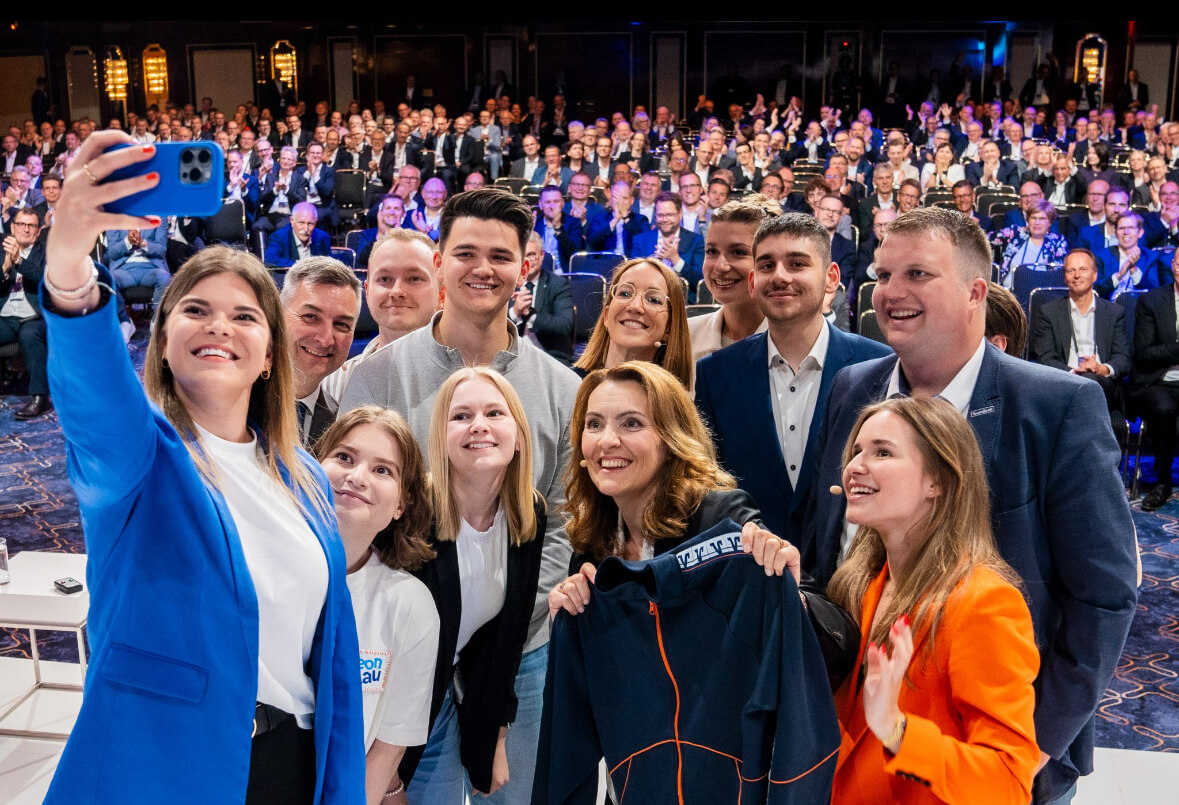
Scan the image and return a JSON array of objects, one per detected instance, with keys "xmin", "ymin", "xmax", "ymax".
[
  {"xmin": 802, "ymin": 343, "xmax": 1138, "ymax": 800},
  {"xmin": 41, "ymin": 270, "xmax": 363, "ymax": 804},
  {"xmin": 630, "ymin": 226, "xmax": 704, "ymax": 301},
  {"xmin": 265, "ymin": 224, "xmax": 332, "ymax": 268},
  {"xmin": 1097, "ymin": 245, "xmax": 1161, "ymax": 296},
  {"xmin": 106, "ymin": 224, "xmax": 169, "ymax": 274},
  {"xmin": 695, "ymin": 325, "xmax": 891, "ymax": 541}
]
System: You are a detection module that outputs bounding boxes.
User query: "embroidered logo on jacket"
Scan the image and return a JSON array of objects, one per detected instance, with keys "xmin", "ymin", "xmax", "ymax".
[
  {"xmin": 674, "ymin": 533, "xmax": 744, "ymax": 571},
  {"xmin": 360, "ymin": 649, "xmax": 393, "ymax": 692}
]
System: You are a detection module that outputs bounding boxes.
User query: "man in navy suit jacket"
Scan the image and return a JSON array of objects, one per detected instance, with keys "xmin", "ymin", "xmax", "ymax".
[
  {"xmin": 1130, "ymin": 250, "xmax": 1179, "ymax": 510},
  {"xmin": 629, "ymin": 191, "xmax": 704, "ymax": 301},
  {"xmin": 265, "ymin": 203, "xmax": 332, "ymax": 267},
  {"xmin": 964, "ymin": 142, "xmax": 1021, "ymax": 188},
  {"xmin": 1096, "ymin": 212, "xmax": 1162, "ymax": 296},
  {"xmin": 803, "ymin": 208, "xmax": 1137, "ymax": 804},
  {"xmin": 696, "ymin": 213, "xmax": 890, "ymax": 539}
]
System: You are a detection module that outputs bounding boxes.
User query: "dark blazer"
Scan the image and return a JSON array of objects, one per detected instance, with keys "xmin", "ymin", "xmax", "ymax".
[
  {"xmin": 224, "ymin": 173, "xmax": 260, "ymax": 222},
  {"xmin": 264, "ymin": 225, "xmax": 331, "ymax": 268},
  {"xmin": 401, "ymin": 498, "xmax": 546, "ymax": 794},
  {"xmin": 1116, "ymin": 81, "xmax": 1149, "ymax": 112},
  {"xmin": 532, "ymin": 216, "xmax": 585, "ymax": 272},
  {"xmin": 0, "ymin": 241, "xmax": 45, "ymax": 316},
  {"xmin": 1037, "ymin": 175, "xmax": 1086, "ymax": 206},
  {"xmin": 565, "ymin": 201, "xmax": 611, "ymax": 253},
  {"xmin": 630, "ymin": 227, "xmax": 705, "ymax": 300},
  {"xmin": 803, "ymin": 343, "xmax": 1138, "ymax": 801},
  {"xmin": 1097, "ymin": 245, "xmax": 1162, "ymax": 296},
  {"xmin": 440, "ymin": 133, "xmax": 480, "ymax": 175},
  {"xmin": 1031, "ymin": 295, "xmax": 1131, "ymax": 378},
  {"xmin": 1131, "ymin": 183, "xmax": 1161, "ymax": 209},
  {"xmin": 695, "ymin": 325, "xmax": 892, "ymax": 542},
  {"xmin": 522, "ymin": 268, "xmax": 574, "ymax": 364},
  {"xmin": 599, "ymin": 213, "xmax": 648, "ymax": 256},
  {"xmin": 282, "ymin": 130, "xmax": 311, "ymax": 150},
  {"xmin": 1063, "ymin": 211, "xmax": 1100, "ymax": 248},
  {"xmin": 1131, "ymin": 283, "xmax": 1179, "ymax": 390},
  {"xmin": 259, "ymin": 170, "xmax": 308, "ymax": 214},
  {"xmin": 965, "ymin": 159, "xmax": 1021, "ymax": 188},
  {"xmin": 831, "ymin": 233, "xmax": 858, "ymax": 287},
  {"xmin": 297, "ymin": 164, "xmax": 336, "ymax": 207}
]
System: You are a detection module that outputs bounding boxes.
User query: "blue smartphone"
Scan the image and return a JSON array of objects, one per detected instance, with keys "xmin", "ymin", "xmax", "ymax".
[{"xmin": 103, "ymin": 142, "xmax": 225, "ymax": 218}]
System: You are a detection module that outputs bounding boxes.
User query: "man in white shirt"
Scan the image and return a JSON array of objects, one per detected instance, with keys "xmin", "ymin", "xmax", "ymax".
[
  {"xmin": 280, "ymin": 256, "xmax": 362, "ymax": 447},
  {"xmin": 1031, "ymin": 249, "xmax": 1130, "ymax": 420},
  {"xmin": 1, "ymin": 208, "xmax": 51, "ymax": 420}
]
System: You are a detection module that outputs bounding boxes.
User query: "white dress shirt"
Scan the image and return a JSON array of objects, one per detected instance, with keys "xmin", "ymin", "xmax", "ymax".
[{"xmin": 768, "ymin": 323, "xmax": 830, "ymax": 488}]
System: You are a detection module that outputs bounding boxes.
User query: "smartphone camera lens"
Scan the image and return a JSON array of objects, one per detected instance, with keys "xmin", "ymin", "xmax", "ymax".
[
  {"xmin": 181, "ymin": 150, "xmax": 194, "ymax": 164},
  {"xmin": 188, "ymin": 168, "xmax": 203, "ymax": 182},
  {"xmin": 197, "ymin": 150, "xmax": 211, "ymax": 164}
]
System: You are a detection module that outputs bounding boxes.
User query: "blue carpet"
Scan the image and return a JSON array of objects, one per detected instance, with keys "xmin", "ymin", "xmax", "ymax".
[{"xmin": 1, "ymin": 332, "xmax": 1175, "ymax": 752}]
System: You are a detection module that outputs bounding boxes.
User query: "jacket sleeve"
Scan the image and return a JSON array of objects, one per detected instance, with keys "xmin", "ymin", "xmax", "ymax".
[
  {"xmin": 745, "ymin": 572, "xmax": 840, "ymax": 804},
  {"xmin": 884, "ymin": 576, "xmax": 1040, "ymax": 805},
  {"xmin": 1032, "ymin": 378, "xmax": 1137, "ymax": 760},
  {"xmin": 1031, "ymin": 303, "xmax": 1070, "ymax": 372},
  {"xmin": 40, "ymin": 262, "xmax": 157, "ymax": 528},
  {"xmin": 531, "ymin": 274, "xmax": 573, "ymax": 344},
  {"xmin": 143, "ymin": 224, "xmax": 168, "ymax": 259},
  {"xmin": 1106, "ymin": 304, "xmax": 1133, "ymax": 378},
  {"xmin": 531, "ymin": 612, "xmax": 601, "ymax": 805},
  {"xmin": 1133, "ymin": 292, "xmax": 1179, "ymax": 373}
]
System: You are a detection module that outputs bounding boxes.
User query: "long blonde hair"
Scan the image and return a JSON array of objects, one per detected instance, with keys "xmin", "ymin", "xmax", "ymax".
[
  {"xmin": 144, "ymin": 245, "xmax": 328, "ymax": 517},
  {"xmin": 427, "ymin": 368, "xmax": 542, "ymax": 545},
  {"xmin": 827, "ymin": 397, "xmax": 1018, "ymax": 661},
  {"xmin": 565, "ymin": 362, "xmax": 735, "ymax": 562},
  {"xmin": 574, "ymin": 258, "xmax": 692, "ymax": 388}
]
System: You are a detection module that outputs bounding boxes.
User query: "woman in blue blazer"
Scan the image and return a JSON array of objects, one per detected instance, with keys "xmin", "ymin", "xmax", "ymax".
[{"xmin": 40, "ymin": 130, "xmax": 363, "ymax": 805}]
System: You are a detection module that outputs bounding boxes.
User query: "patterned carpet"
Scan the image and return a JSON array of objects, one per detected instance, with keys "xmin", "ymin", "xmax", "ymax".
[{"xmin": 1, "ymin": 334, "xmax": 1176, "ymax": 752}]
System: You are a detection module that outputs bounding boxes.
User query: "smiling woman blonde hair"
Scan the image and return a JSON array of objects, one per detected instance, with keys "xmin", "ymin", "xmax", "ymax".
[
  {"xmin": 565, "ymin": 361, "xmax": 734, "ymax": 562},
  {"xmin": 427, "ymin": 367, "xmax": 542, "ymax": 545},
  {"xmin": 573, "ymin": 258, "xmax": 692, "ymax": 387}
]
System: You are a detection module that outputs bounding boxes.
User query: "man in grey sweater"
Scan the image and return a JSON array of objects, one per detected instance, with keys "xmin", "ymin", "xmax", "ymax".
[{"xmin": 339, "ymin": 188, "xmax": 579, "ymax": 805}]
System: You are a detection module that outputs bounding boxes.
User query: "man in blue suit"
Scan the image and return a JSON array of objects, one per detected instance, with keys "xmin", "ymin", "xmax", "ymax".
[
  {"xmin": 964, "ymin": 141, "xmax": 1021, "ymax": 188},
  {"xmin": 630, "ymin": 191, "xmax": 704, "ymax": 301},
  {"xmin": 1096, "ymin": 212, "xmax": 1162, "ymax": 296},
  {"xmin": 803, "ymin": 207, "xmax": 1137, "ymax": 805},
  {"xmin": 265, "ymin": 202, "xmax": 332, "ymax": 268},
  {"xmin": 106, "ymin": 222, "xmax": 171, "ymax": 305},
  {"xmin": 695, "ymin": 213, "xmax": 890, "ymax": 539}
]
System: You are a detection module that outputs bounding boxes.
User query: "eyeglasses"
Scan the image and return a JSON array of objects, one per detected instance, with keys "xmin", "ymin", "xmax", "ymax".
[
  {"xmin": 11, "ymin": 221, "xmax": 38, "ymax": 229},
  {"xmin": 611, "ymin": 282, "xmax": 667, "ymax": 310}
]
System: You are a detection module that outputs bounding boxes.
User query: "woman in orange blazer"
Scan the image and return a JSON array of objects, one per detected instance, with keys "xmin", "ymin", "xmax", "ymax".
[{"xmin": 826, "ymin": 397, "xmax": 1040, "ymax": 805}]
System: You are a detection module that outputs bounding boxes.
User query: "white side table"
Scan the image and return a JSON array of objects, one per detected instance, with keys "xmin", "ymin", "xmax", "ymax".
[{"xmin": 0, "ymin": 552, "xmax": 88, "ymax": 740}]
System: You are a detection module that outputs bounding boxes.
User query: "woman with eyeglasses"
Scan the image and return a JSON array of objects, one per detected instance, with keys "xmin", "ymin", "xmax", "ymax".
[{"xmin": 572, "ymin": 258, "xmax": 692, "ymax": 387}]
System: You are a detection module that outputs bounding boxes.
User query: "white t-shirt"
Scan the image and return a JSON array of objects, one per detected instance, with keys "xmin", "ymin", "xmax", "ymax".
[
  {"xmin": 455, "ymin": 508, "xmax": 508, "ymax": 663},
  {"xmin": 346, "ymin": 552, "xmax": 439, "ymax": 748},
  {"xmin": 197, "ymin": 424, "xmax": 328, "ymax": 728}
]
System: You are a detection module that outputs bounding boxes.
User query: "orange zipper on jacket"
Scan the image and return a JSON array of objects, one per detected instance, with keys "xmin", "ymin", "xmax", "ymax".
[{"xmin": 650, "ymin": 600, "xmax": 685, "ymax": 805}]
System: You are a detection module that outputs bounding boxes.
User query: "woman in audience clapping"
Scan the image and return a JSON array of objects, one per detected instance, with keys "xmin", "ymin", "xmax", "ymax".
[
  {"xmin": 573, "ymin": 258, "xmax": 692, "ymax": 387},
  {"xmin": 827, "ymin": 396, "xmax": 1039, "ymax": 804},
  {"xmin": 40, "ymin": 130, "xmax": 362, "ymax": 803},
  {"xmin": 919, "ymin": 143, "xmax": 965, "ymax": 196},
  {"xmin": 404, "ymin": 368, "xmax": 546, "ymax": 801},
  {"xmin": 313, "ymin": 407, "xmax": 439, "ymax": 805}
]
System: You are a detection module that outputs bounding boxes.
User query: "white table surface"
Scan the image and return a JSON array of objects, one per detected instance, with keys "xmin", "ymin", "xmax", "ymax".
[{"xmin": 0, "ymin": 553, "xmax": 88, "ymax": 627}]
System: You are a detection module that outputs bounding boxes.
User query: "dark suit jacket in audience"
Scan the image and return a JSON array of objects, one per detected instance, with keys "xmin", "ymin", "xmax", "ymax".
[
  {"xmin": 519, "ymin": 268, "xmax": 574, "ymax": 365},
  {"xmin": 264, "ymin": 225, "xmax": 331, "ymax": 268},
  {"xmin": 1032, "ymin": 294, "xmax": 1131, "ymax": 379}
]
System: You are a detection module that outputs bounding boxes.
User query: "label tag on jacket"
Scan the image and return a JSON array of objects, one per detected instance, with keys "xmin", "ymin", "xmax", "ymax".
[
  {"xmin": 674, "ymin": 533, "xmax": 744, "ymax": 572},
  {"xmin": 969, "ymin": 405, "xmax": 995, "ymax": 418}
]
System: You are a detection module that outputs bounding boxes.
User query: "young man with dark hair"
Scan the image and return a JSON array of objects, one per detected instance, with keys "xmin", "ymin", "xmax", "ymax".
[{"xmin": 339, "ymin": 188, "xmax": 579, "ymax": 803}]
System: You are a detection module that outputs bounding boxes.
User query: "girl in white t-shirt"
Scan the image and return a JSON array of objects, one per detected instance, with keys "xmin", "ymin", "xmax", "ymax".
[{"xmin": 314, "ymin": 406, "xmax": 440, "ymax": 805}]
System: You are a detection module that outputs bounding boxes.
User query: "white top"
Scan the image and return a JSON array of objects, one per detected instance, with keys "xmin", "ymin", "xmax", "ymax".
[
  {"xmin": 844, "ymin": 339, "xmax": 988, "ymax": 559},
  {"xmin": 687, "ymin": 308, "xmax": 767, "ymax": 367},
  {"xmin": 767, "ymin": 323, "xmax": 830, "ymax": 488},
  {"xmin": 197, "ymin": 423, "xmax": 328, "ymax": 728},
  {"xmin": 455, "ymin": 508, "xmax": 508, "ymax": 664},
  {"xmin": 346, "ymin": 552, "xmax": 439, "ymax": 749},
  {"xmin": 0, "ymin": 245, "xmax": 37, "ymax": 319},
  {"xmin": 1067, "ymin": 293, "xmax": 1108, "ymax": 371}
]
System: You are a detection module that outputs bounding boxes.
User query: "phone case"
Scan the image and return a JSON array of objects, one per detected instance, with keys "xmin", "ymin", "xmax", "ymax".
[{"xmin": 104, "ymin": 142, "xmax": 225, "ymax": 218}]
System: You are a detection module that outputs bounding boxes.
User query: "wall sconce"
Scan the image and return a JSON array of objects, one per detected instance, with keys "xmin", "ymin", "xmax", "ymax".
[
  {"xmin": 271, "ymin": 40, "xmax": 298, "ymax": 92},
  {"xmin": 142, "ymin": 44, "xmax": 168, "ymax": 104},
  {"xmin": 104, "ymin": 46, "xmax": 129, "ymax": 103}
]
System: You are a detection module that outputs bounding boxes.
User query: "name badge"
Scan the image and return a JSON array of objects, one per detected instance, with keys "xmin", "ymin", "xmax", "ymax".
[{"xmin": 969, "ymin": 405, "xmax": 995, "ymax": 418}]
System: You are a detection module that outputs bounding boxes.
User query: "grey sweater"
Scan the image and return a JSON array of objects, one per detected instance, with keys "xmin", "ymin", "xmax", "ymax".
[{"xmin": 339, "ymin": 313, "xmax": 579, "ymax": 653}]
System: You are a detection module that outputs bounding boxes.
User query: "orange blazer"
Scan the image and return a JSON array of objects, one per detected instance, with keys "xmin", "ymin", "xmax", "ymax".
[{"xmin": 831, "ymin": 563, "xmax": 1040, "ymax": 805}]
